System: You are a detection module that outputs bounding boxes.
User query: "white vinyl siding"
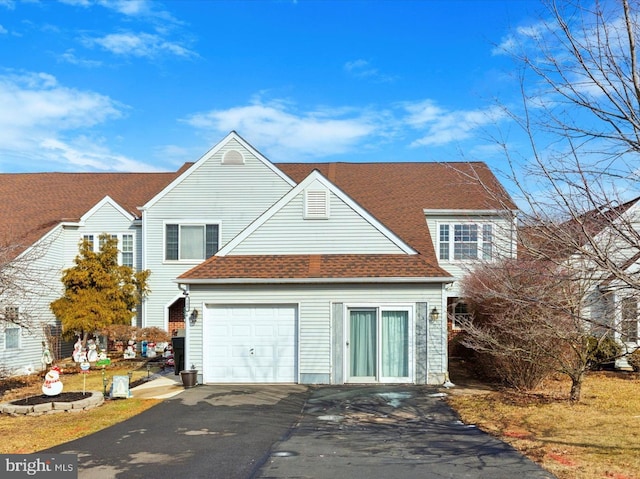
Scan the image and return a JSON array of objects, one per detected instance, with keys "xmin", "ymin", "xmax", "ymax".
[
  {"xmin": 187, "ymin": 282, "xmax": 446, "ymax": 384},
  {"xmin": 228, "ymin": 191, "xmax": 406, "ymax": 255},
  {"xmin": 142, "ymin": 137, "xmax": 294, "ymax": 330}
]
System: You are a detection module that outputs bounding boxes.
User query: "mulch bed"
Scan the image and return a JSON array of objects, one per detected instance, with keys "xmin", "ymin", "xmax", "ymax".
[{"xmin": 9, "ymin": 392, "xmax": 92, "ymax": 406}]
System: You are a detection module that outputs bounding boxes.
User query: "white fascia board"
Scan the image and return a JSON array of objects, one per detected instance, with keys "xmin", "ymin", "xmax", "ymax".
[
  {"xmin": 140, "ymin": 131, "xmax": 296, "ymax": 211},
  {"xmin": 423, "ymin": 209, "xmax": 516, "ymax": 217},
  {"xmin": 175, "ymin": 276, "xmax": 455, "ymax": 285},
  {"xmin": 80, "ymin": 195, "xmax": 136, "ymax": 223},
  {"xmin": 218, "ymin": 170, "xmax": 416, "ymax": 256},
  {"xmin": 17, "ymin": 223, "xmax": 66, "ymax": 260}
]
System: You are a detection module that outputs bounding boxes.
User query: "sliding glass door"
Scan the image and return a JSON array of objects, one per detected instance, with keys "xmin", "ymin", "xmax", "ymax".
[{"xmin": 347, "ymin": 307, "xmax": 412, "ymax": 383}]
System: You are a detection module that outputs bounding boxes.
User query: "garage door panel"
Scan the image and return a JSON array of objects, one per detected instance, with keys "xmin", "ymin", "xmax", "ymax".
[{"xmin": 203, "ymin": 305, "xmax": 297, "ymax": 383}]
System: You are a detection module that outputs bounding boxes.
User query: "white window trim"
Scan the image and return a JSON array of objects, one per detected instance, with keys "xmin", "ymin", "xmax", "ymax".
[
  {"xmin": 3, "ymin": 308, "xmax": 21, "ymax": 350},
  {"xmin": 436, "ymin": 221, "xmax": 494, "ymax": 262},
  {"xmin": 343, "ymin": 303, "xmax": 414, "ymax": 384},
  {"xmin": 80, "ymin": 232, "xmax": 136, "ymax": 268},
  {"xmin": 162, "ymin": 220, "xmax": 222, "ymax": 264}
]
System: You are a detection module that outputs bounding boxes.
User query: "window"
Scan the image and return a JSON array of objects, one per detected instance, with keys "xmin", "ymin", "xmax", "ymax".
[
  {"xmin": 4, "ymin": 328, "xmax": 20, "ymax": 349},
  {"xmin": 4, "ymin": 307, "xmax": 20, "ymax": 349},
  {"xmin": 121, "ymin": 234, "xmax": 134, "ymax": 268},
  {"xmin": 450, "ymin": 299, "xmax": 470, "ymax": 330},
  {"xmin": 81, "ymin": 233, "xmax": 135, "ymax": 267},
  {"xmin": 438, "ymin": 223, "xmax": 494, "ymax": 261},
  {"xmin": 165, "ymin": 224, "xmax": 219, "ymax": 261},
  {"xmin": 621, "ymin": 297, "xmax": 639, "ymax": 343}
]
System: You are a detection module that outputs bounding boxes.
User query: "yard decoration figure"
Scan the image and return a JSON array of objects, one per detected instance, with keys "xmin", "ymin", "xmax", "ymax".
[
  {"xmin": 87, "ymin": 339, "xmax": 98, "ymax": 362},
  {"xmin": 42, "ymin": 366, "xmax": 63, "ymax": 396},
  {"xmin": 123, "ymin": 339, "xmax": 136, "ymax": 359},
  {"xmin": 72, "ymin": 338, "xmax": 84, "ymax": 363},
  {"xmin": 41, "ymin": 341, "xmax": 53, "ymax": 368}
]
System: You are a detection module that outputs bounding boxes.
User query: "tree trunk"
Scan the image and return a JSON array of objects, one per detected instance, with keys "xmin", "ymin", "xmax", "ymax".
[{"xmin": 569, "ymin": 372, "xmax": 583, "ymax": 402}]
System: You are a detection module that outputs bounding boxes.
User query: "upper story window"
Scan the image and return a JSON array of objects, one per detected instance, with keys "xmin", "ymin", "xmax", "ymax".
[
  {"xmin": 82, "ymin": 233, "xmax": 135, "ymax": 268},
  {"xmin": 165, "ymin": 223, "xmax": 219, "ymax": 261},
  {"xmin": 439, "ymin": 223, "xmax": 493, "ymax": 261}
]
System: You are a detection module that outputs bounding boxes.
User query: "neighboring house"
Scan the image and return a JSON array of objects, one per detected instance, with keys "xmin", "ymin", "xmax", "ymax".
[
  {"xmin": 0, "ymin": 131, "xmax": 515, "ymax": 384},
  {"xmin": 519, "ymin": 197, "xmax": 640, "ymax": 366}
]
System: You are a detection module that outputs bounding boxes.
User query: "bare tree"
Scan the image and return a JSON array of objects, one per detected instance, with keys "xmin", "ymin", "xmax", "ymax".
[
  {"xmin": 459, "ymin": 257, "xmax": 621, "ymax": 401},
  {"xmin": 456, "ymin": 0, "xmax": 640, "ymax": 401},
  {"xmin": 0, "ymin": 238, "xmax": 53, "ymax": 331}
]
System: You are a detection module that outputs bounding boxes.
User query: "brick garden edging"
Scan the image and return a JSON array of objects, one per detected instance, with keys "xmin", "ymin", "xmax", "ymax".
[{"xmin": 0, "ymin": 391, "xmax": 104, "ymax": 416}]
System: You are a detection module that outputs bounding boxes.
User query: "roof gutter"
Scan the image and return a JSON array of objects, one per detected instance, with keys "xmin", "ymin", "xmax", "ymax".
[{"xmin": 174, "ymin": 276, "xmax": 455, "ymax": 285}]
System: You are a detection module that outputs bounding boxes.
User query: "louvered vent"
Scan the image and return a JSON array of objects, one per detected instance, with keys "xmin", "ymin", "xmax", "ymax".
[
  {"xmin": 305, "ymin": 190, "xmax": 329, "ymax": 219},
  {"xmin": 222, "ymin": 149, "xmax": 244, "ymax": 165}
]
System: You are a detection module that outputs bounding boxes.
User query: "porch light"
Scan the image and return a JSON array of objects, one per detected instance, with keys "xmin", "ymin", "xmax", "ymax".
[
  {"xmin": 189, "ymin": 309, "xmax": 199, "ymax": 326},
  {"xmin": 429, "ymin": 306, "xmax": 440, "ymax": 322}
]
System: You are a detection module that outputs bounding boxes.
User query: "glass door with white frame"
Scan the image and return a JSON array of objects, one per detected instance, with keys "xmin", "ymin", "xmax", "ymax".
[{"xmin": 347, "ymin": 307, "xmax": 412, "ymax": 383}]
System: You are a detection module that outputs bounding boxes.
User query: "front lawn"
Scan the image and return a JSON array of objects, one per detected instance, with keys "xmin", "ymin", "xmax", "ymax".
[
  {"xmin": 0, "ymin": 360, "xmax": 162, "ymax": 453},
  {"xmin": 448, "ymin": 371, "xmax": 640, "ymax": 479}
]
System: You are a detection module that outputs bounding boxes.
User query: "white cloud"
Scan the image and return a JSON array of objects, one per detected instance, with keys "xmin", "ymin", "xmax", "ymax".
[
  {"xmin": 184, "ymin": 100, "xmax": 379, "ymax": 161},
  {"xmin": 59, "ymin": 49, "xmax": 102, "ymax": 67},
  {"xmin": 85, "ymin": 31, "xmax": 194, "ymax": 58},
  {"xmin": 344, "ymin": 59, "xmax": 396, "ymax": 83},
  {"xmin": 401, "ymin": 100, "xmax": 505, "ymax": 147},
  {"xmin": 0, "ymin": 71, "xmax": 156, "ymax": 171},
  {"xmin": 0, "ymin": 0, "xmax": 15, "ymax": 9}
]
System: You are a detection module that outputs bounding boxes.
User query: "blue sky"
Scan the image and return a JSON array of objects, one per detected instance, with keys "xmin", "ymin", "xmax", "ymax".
[{"xmin": 0, "ymin": 0, "xmax": 544, "ymax": 179}]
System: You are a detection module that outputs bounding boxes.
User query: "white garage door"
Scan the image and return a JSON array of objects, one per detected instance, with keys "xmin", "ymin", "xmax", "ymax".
[{"xmin": 202, "ymin": 305, "xmax": 297, "ymax": 383}]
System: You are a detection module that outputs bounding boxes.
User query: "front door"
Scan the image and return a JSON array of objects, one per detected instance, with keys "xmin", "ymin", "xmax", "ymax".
[{"xmin": 347, "ymin": 307, "xmax": 412, "ymax": 383}]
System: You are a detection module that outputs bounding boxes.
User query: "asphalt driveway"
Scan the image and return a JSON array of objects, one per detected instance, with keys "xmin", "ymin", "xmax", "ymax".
[{"xmin": 46, "ymin": 384, "xmax": 555, "ymax": 479}]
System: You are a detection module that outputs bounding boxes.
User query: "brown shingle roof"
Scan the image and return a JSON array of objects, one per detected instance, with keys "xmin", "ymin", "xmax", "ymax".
[
  {"xmin": 180, "ymin": 161, "xmax": 511, "ymax": 281},
  {"xmin": 179, "ymin": 254, "xmax": 451, "ymax": 281},
  {"xmin": 277, "ymin": 161, "xmax": 515, "ymax": 256},
  {"xmin": 0, "ymin": 168, "xmax": 187, "ymax": 257}
]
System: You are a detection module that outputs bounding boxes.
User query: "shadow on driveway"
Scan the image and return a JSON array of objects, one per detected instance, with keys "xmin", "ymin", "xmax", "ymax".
[
  {"xmin": 258, "ymin": 385, "xmax": 555, "ymax": 479},
  {"xmin": 46, "ymin": 384, "xmax": 555, "ymax": 479}
]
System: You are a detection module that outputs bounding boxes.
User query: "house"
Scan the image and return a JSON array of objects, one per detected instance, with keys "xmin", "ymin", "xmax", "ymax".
[
  {"xmin": 0, "ymin": 131, "xmax": 516, "ymax": 384},
  {"xmin": 518, "ymin": 197, "xmax": 640, "ymax": 367}
]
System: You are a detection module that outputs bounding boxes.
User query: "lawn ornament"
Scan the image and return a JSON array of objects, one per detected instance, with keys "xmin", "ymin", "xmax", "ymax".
[
  {"xmin": 87, "ymin": 339, "xmax": 98, "ymax": 362},
  {"xmin": 123, "ymin": 339, "xmax": 136, "ymax": 359},
  {"xmin": 42, "ymin": 366, "xmax": 63, "ymax": 396}
]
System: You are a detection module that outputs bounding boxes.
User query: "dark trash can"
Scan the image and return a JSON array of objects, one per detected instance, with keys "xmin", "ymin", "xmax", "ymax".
[
  {"xmin": 180, "ymin": 369, "xmax": 198, "ymax": 388},
  {"xmin": 171, "ymin": 337, "xmax": 184, "ymax": 376}
]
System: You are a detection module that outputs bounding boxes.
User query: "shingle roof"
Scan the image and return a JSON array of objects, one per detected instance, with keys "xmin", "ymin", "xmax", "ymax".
[
  {"xmin": 179, "ymin": 254, "xmax": 450, "ymax": 281},
  {"xmin": 0, "ymin": 168, "xmax": 187, "ymax": 258},
  {"xmin": 180, "ymin": 161, "xmax": 512, "ymax": 282},
  {"xmin": 277, "ymin": 161, "xmax": 515, "ymax": 256}
]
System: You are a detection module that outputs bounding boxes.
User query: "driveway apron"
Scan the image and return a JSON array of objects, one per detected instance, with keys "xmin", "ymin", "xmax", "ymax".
[
  {"xmin": 45, "ymin": 384, "xmax": 555, "ymax": 479},
  {"xmin": 46, "ymin": 385, "xmax": 309, "ymax": 479},
  {"xmin": 257, "ymin": 385, "xmax": 555, "ymax": 479}
]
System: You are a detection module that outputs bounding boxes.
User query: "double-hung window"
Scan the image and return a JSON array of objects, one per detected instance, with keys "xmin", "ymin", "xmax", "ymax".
[
  {"xmin": 165, "ymin": 224, "xmax": 219, "ymax": 261},
  {"xmin": 4, "ymin": 307, "xmax": 20, "ymax": 350},
  {"xmin": 621, "ymin": 297, "xmax": 639, "ymax": 343},
  {"xmin": 82, "ymin": 233, "xmax": 135, "ymax": 267},
  {"xmin": 438, "ymin": 223, "xmax": 493, "ymax": 261}
]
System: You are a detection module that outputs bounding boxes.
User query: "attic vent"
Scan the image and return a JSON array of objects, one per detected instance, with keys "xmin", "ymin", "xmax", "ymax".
[
  {"xmin": 222, "ymin": 149, "xmax": 244, "ymax": 165},
  {"xmin": 305, "ymin": 189, "xmax": 329, "ymax": 219}
]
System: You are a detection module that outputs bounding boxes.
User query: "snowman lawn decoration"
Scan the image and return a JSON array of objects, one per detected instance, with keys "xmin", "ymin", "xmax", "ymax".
[{"xmin": 42, "ymin": 366, "xmax": 63, "ymax": 396}]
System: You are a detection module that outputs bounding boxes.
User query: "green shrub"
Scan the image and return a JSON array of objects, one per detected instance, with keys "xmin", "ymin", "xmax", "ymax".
[
  {"xmin": 586, "ymin": 336, "xmax": 623, "ymax": 369},
  {"xmin": 628, "ymin": 349, "xmax": 640, "ymax": 372}
]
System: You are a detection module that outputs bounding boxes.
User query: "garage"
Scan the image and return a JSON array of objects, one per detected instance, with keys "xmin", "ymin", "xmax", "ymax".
[{"xmin": 202, "ymin": 304, "xmax": 298, "ymax": 383}]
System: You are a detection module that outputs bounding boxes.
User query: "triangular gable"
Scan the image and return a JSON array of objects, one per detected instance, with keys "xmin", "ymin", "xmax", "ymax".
[
  {"xmin": 218, "ymin": 170, "xmax": 416, "ymax": 256},
  {"xmin": 80, "ymin": 195, "xmax": 136, "ymax": 224},
  {"xmin": 141, "ymin": 131, "xmax": 296, "ymax": 211}
]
